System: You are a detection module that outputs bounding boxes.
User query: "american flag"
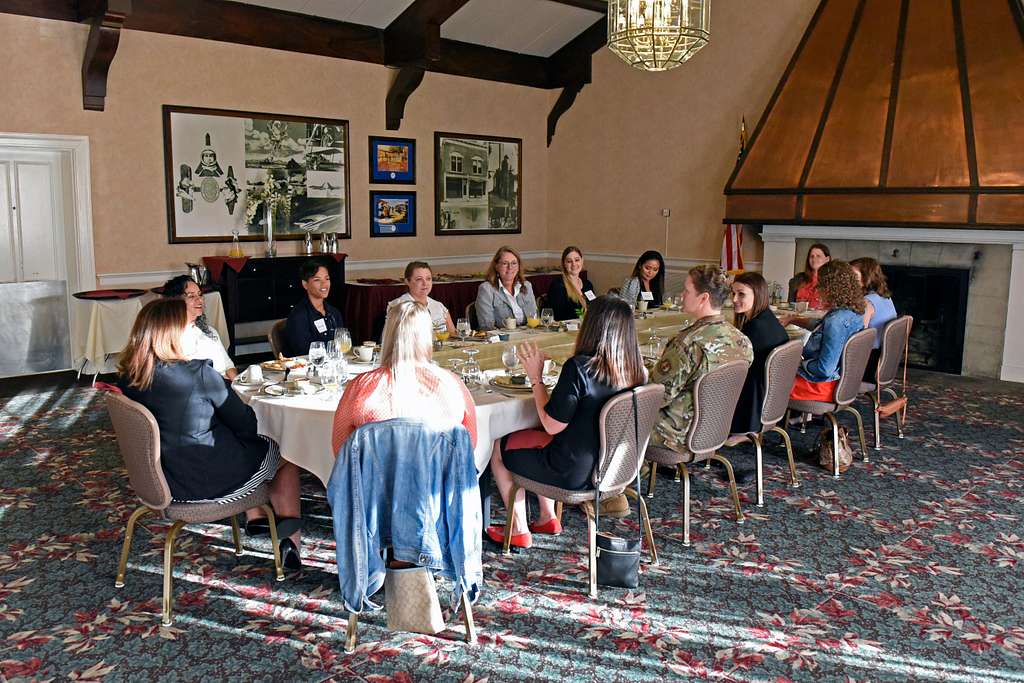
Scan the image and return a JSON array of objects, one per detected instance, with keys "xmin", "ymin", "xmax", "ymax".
[{"xmin": 721, "ymin": 224, "xmax": 744, "ymax": 272}]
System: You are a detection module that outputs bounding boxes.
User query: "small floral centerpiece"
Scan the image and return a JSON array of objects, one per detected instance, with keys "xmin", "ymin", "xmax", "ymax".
[{"xmin": 245, "ymin": 177, "xmax": 294, "ymax": 256}]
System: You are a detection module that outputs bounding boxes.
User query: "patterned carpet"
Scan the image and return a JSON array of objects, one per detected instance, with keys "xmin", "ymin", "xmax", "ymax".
[{"xmin": 1, "ymin": 371, "xmax": 1023, "ymax": 682}]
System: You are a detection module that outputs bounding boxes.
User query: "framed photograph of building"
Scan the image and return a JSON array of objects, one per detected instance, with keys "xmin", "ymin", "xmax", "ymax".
[
  {"xmin": 163, "ymin": 105, "xmax": 350, "ymax": 243},
  {"xmin": 434, "ymin": 132, "xmax": 521, "ymax": 235},
  {"xmin": 370, "ymin": 190, "xmax": 416, "ymax": 237},
  {"xmin": 369, "ymin": 136, "xmax": 415, "ymax": 184}
]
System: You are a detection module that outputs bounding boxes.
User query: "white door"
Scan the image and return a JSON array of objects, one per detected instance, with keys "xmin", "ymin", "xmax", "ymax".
[{"xmin": 0, "ymin": 150, "xmax": 67, "ymax": 283}]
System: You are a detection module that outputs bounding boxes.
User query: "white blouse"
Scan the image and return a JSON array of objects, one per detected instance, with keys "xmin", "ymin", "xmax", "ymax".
[
  {"xmin": 180, "ymin": 322, "xmax": 234, "ymax": 375},
  {"xmin": 388, "ymin": 292, "xmax": 450, "ymax": 327}
]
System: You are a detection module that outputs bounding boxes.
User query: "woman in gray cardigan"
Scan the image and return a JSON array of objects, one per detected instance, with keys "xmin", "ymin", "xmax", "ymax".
[{"xmin": 475, "ymin": 246, "xmax": 538, "ymax": 330}]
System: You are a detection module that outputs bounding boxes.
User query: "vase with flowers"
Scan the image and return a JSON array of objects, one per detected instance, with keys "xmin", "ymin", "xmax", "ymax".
[{"xmin": 245, "ymin": 176, "xmax": 294, "ymax": 257}]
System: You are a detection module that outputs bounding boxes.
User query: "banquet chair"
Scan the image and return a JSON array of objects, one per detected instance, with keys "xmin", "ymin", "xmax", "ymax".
[
  {"xmin": 860, "ymin": 315, "xmax": 913, "ymax": 449},
  {"xmin": 645, "ymin": 360, "xmax": 750, "ymax": 545},
  {"xmin": 722, "ymin": 340, "xmax": 804, "ymax": 507},
  {"xmin": 535, "ymin": 293, "xmax": 548, "ymax": 313},
  {"xmin": 465, "ymin": 301, "xmax": 479, "ymax": 330},
  {"xmin": 500, "ymin": 384, "xmax": 664, "ymax": 598},
  {"xmin": 268, "ymin": 320, "xmax": 287, "ymax": 357},
  {"xmin": 786, "ymin": 328, "xmax": 877, "ymax": 478},
  {"xmin": 105, "ymin": 392, "xmax": 284, "ymax": 626}
]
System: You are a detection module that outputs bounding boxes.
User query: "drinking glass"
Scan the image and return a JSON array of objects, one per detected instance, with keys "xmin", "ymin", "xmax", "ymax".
[
  {"xmin": 319, "ymin": 361, "xmax": 340, "ymax": 399},
  {"xmin": 334, "ymin": 328, "xmax": 353, "ymax": 355},
  {"xmin": 433, "ymin": 320, "xmax": 449, "ymax": 349},
  {"xmin": 456, "ymin": 317, "xmax": 471, "ymax": 338},
  {"xmin": 540, "ymin": 308, "xmax": 555, "ymax": 327},
  {"xmin": 461, "ymin": 347, "xmax": 482, "ymax": 387},
  {"xmin": 308, "ymin": 341, "xmax": 326, "ymax": 379},
  {"xmin": 501, "ymin": 344, "xmax": 518, "ymax": 378}
]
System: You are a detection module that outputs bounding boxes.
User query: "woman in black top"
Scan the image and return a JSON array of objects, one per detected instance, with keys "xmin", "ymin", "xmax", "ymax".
[
  {"xmin": 285, "ymin": 258, "xmax": 343, "ymax": 356},
  {"xmin": 546, "ymin": 246, "xmax": 596, "ymax": 321},
  {"xmin": 117, "ymin": 299, "xmax": 304, "ymax": 569},
  {"xmin": 486, "ymin": 296, "xmax": 647, "ymax": 548},
  {"xmin": 730, "ymin": 272, "xmax": 790, "ymax": 434}
]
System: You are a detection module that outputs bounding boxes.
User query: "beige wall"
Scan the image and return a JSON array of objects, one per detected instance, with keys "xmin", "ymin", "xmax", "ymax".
[
  {"xmin": 545, "ymin": 0, "xmax": 819, "ymax": 267},
  {"xmin": 0, "ymin": 14, "xmax": 551, "ymax": 279}
]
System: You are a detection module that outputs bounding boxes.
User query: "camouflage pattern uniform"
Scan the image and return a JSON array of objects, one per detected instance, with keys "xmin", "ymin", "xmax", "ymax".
[{"xmin": 650, "ymin": 314, "xmax": 753, "ymax": 453}]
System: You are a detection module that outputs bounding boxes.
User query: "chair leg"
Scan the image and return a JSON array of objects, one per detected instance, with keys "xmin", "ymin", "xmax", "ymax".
[
  {"xmin": 624, "ymin": 487, "xmax": 658, "ymax": 565},
  {"xmin": 709, "ymin": 454, "xmax": 744, "ymax": 524},
  {"xmin": 345, "ymin": 612, "xmax": 359, "ymax": 653},
  {"xmin": 115, "ymin": 505, "xmax": 154, "ymax": 588},
  {"xmin": 586, "ymin": 508, "xmax": 597, "ymax": 598},
  {"xmin": 461, "ymin": 590, "xmax": 477, "ymax": 644},
  {"xmin": 680, "ymin": 464, "xmax": 691, "ymax": 546},
  {"xmin": 646, "ymin": 462, "xmax": 657, "ymax": 499},
  {"xmin": 869, "ymin": 394, "xmax": 882, "ymax": 450},
  {"xmin": 261, "ymin": 504, "xmax": 285, "ymax": 582},
  {"xmin": 895, "ymin": 406, "xmax": 905, "ymax": 439},
  {"xmin": 750, "ymin": 434, "xmax": 764, "ymax": 507},
  {"xmin": 501, "ymin": 484, "xmax": 520, "ymax": 555},
  {"xmin": 769, "ymin": 426, "xmax": 800, "ymax": 488},
  {"xmin": 826, "ymin": 413, "xmax": 841, "ymax": 478},
  {"xmin": 161, "ymin": 520, "xmax": 187, "ymax": 627},
  {"xmin": 555, "ymin": 501, "xmax": 563, "ymax": 524},
  {"xmin": 840, "ymin": 405, "xmax": 869, "ymax": 463},
  {"xmin": 230, "ymin": 516, "xmax": 244, "ymax": 556}
]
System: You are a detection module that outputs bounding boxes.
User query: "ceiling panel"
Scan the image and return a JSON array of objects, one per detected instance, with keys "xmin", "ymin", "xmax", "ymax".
[
  {"xmin": 237, "ymin": 0, "xmax": 414, "ymax": 28},
  {"xmin": 442, "ymin": 0, "xmax": 603, "ymax": 57}
]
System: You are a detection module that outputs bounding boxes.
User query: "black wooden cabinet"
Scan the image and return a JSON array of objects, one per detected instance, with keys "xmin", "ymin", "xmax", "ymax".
[{"xmin": 214, "ymin": 255, "xmax": 346, "ymax": 355}]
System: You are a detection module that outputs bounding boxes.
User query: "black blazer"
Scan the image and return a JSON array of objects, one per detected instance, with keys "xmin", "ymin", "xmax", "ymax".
[
  {"xmin": 731, "ymin": 309, "xmax": 790, "ymax": 434},
  {"xmin": 285, "ymin": 296, "xmax": 342, "ymax": 357},
  {"xmin": 546, "ymin": 276, "xmax": 595, "ymax": 321},
  {"xmin": 119, "ymin": 360, "xmax": 267, "ymax": 501}
]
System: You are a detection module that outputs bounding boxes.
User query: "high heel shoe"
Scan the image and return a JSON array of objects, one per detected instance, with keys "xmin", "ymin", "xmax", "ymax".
[
  {"xmin": 528, "ymin": 518, "xmax": 562, "ymax": 535},
  {"xmin": 486, "ymin": 525, "xmax": 532, "ymax": 549},
  {"xmin": 279, "ymin": 538, "xmax": 302, "ymax": 572},
  {"xmin": 244, "ymin": 517, "xmax": 270, "ymax": 536}
]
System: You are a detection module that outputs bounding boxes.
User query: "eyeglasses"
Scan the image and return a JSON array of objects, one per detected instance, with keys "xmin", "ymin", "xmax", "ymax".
[
  {"xmin": 184, "ymin": 293, "xmax": 203, "ymax": 301},
  {"xmin": 497, "ymin": 261, "xmax": 518, "ymax": 268}
]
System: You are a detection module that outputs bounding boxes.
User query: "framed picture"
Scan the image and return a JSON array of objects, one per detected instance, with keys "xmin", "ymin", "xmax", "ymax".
[
  {"xmin": 370, "ymin": 190, "xmax": 416, "ymax": 237},
  {"xmin": 163, "ymin": 105, "xmax": 351, "ymax": 243},
  {"xmin": 368, "ymin": 136, "xmax": 415, "ymax": 184},
  {"xmin": 434, "ymin": 132, "xmax": 521, "ymax": 235}
]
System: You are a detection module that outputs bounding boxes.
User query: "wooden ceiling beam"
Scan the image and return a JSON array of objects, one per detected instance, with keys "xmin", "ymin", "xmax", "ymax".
[
  {"xmin": 545, "ymin": 0, "xmax": 608, "ymax": 13},
  {"xmin": 383, "ymin": 0, "xmax": 471, "ymax": 66},
  {"xmin": 0, "ymin": 0, "xmax": 76, "ymax": 21},
  {"xmin": 80, "ymin": 0, "xmax": 132, "ymax": 111}
]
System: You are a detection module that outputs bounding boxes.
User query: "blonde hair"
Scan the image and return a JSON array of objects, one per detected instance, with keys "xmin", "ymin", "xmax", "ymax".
[
  {"xmin": 117, "ymin": 299, "xmax": 187, "ymax": 390},
  {"xmin": 484, "ymin": 246, "xmax": 526, "ymax": 288},
  {"xmin": 379, "ymin": 300, "xmax": 441, "ymax": 416},
  {"xmin": 560, "ymin": 245, "xmax": 585, "ymax": 310}
]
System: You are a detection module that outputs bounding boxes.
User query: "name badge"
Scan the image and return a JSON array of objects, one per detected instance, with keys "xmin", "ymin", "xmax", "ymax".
[
  {"xmin": 584, "ymin": 289, "xmax": 596, "ymax": 301},
  {"xmin": 314, "ymin": 318, "xmax": 328, "ymax": 334},
  {"xmin": 640, "ymin": 291, "xmax": 654, "ymax": 301}
]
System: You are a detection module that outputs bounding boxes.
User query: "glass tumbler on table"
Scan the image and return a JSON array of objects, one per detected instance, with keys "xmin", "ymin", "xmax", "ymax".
[
  {"xmin": 456, "ymin": 317, "xmax": 471, "ymax": 338},
  {"xmin": 308, "ymin": 341, "xmax": 326, "ymax": 380},
  {"xmin": 540, "ymin": 308, "xmax": 555, "ymax": 328},
  {"xmin": 334, "ymin": 328, "xmax": 353, "ymax": 355},
  {"xmin": 501, "ymin": 343, "xmax": 518, "ymax": 378}
]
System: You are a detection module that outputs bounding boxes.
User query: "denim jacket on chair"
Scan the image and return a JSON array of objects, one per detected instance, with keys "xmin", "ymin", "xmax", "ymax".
[
  {"xmin": 798, "ymin": 308, "xmax": 864, "ymax": 383},
  {"xmin": 327, "ymin": 418, "xmax": 483, "ymax": 613}
]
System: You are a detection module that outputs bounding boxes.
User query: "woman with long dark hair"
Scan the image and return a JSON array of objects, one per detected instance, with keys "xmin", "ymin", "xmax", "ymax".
[
  {"xmin": 486, "ymin": 296, "xmax": 647, "ymax": 548},
  {"xmin": 161, "ymin": 274, "xmax": 236, "ymax": 379},
  {"xmin": 617, "ymin": 250, "xmax": 666, "ymax": 307},
  {"xmin": 546, "ymin": 246, "xmax": 595, "ymax": 321},
  {"xmin": 731, "ymin": 272, "xmax": 789, "ymax": 434},
  {"xmin": 788, "ymin": 243, "xmax": 831, "ymax": 309}
]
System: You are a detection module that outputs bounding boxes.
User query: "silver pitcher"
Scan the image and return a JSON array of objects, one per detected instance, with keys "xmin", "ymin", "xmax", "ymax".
[{"xmin": 186, "ymin": 262, "xmax": 209, "ymax": 286}]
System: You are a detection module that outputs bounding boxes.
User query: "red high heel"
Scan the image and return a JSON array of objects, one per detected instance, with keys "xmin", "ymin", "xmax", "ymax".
[
  {"xmin": 528, "ymin": 518, "xmax": 562, "ymax": 535},
  {"xmin": 486, "ymin": 525, "xmax": 532, "ymax": 549}
]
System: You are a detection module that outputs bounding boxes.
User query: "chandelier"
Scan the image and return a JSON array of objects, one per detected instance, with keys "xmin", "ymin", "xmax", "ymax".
[{"xmin": 607, "ymin": 0, "xmax": 711, "ymax": 72}]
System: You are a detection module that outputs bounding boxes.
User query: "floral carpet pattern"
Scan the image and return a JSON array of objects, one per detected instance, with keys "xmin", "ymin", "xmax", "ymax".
[{"xmin": 1, "ymin": 373, "xmax": 1023, "ymax": 681}]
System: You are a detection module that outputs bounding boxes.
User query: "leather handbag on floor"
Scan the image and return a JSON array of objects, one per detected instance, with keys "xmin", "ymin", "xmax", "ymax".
[
  {"xmin": 595, "ymin": 390, "xmax": 642, "ymax": 589},
  {"xmin": 817, "ymin": 425, "xmax": 853, "ymax": 473},
  {"xmin": 384, "ymin": 566, "xmax": 445, "ymax": 634}
]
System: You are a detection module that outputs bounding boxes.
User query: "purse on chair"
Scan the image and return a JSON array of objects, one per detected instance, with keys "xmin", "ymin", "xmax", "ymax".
[
  {"xmin": 595, "ymin": 390, "xmax": 643, "ymax": 589},
  {"xmin": 384, "ymin": 566, "xmax": 445, "ymax": 634}
]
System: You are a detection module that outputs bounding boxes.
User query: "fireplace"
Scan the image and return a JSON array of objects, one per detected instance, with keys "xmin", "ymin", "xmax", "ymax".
[{"xmin": 886, "ymin": 266, "xmax": 969, "ymax": 374}]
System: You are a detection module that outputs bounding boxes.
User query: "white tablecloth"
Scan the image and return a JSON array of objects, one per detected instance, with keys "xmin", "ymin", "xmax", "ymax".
[{"xmin": 71, "ymin": 291, "xmax": 229, "ymax": 372}]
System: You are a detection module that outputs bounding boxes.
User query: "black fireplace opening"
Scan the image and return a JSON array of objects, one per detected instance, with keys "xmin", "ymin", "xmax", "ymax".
[{"xmin": 885, "ymin": 265, "xmax": 969, "ymax": 374}]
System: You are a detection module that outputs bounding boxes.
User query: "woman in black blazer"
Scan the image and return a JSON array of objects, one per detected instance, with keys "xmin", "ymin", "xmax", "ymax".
[
  {"xmin": 117, "ymin": 299, "xmax": 303, "ymax": 570},
  {"xmin": 285, "ymin": 258, "xmax": 343, "ymax": 355},
  {"xmin": 731, "ymin": 272, "xmax": 790, "ymax": 435},
  {"xmin": 545, "ymin": 246, "xmax": 596, "ymax": 321}
]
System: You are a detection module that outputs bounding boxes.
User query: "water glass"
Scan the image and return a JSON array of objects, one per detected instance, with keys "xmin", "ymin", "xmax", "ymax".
[
  {"xmin": 308, "ymin": 341, "xmax": 326, "ymax": 379},
  {"xmin": 456, "ymin": 317, "xmax": 472, "ymax": 338},
  {"xmin": 334, "ymin": 328, "xmax": 353, "ymax": 355},
  {"xmin": 540, "ymin": 308, "xmax": 555, "ymax": 327},
  {"xmin": 501, "ymin": 344, "xmax": 518, "ymax": 377}
]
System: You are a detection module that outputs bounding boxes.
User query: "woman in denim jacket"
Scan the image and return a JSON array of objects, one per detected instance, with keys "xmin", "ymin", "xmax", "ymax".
[{"xmin": 789, "ymin": 260, "xmax": 866, "ymax": 403}]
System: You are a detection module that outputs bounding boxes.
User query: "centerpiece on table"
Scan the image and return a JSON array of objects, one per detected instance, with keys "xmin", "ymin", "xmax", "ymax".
[{"xmin": 245, "ymin": 176, "xmax": 294, "ymax": 257}]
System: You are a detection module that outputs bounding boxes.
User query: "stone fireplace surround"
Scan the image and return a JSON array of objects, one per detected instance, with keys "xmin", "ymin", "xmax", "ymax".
[{"xmin": 760, "ymin": 225, "xmax": 1024, "ymax": 383}]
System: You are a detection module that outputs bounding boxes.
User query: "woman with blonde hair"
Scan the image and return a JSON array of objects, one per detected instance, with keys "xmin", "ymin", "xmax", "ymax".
[
  {"xmin": 546, "ymin": 246, "xmax": 595, "ymax": 321},
  {"xmin": 117, "ymin": 299, "xmax": 303, "ymax": 569},
  {"xmin": 474, "ymin": 246, "xmax": 538, "ymax": 330},
  {"xmin": 332, "ymin": 300, "xmax": 477, "ymax": 454},
  {"xmin": 486, "ymin": 296, "xmax": 647, "ymax": 549}
]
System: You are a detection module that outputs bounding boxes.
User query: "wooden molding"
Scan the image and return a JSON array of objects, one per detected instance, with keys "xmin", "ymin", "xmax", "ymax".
[
  {"xmin": 547, "ymin": 82, "xmax": 585, "ymax": 146},
  {"xmin": 386, "ymin": 66, "xmax": 426, "ymax": 131},
  {"xmin": 546, "ymin": 0, "xmax": 607, "ymax": 13},
  {"xmin": 80, "ymin": 0, "xmax": 132, "ymax": 111},
  {"xmin": 546, "ymin": 17, "xmax": 605, "ymax": 87}
]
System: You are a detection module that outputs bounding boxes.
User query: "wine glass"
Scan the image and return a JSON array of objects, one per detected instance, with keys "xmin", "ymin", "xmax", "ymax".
[
  {"xmin": 461, "ymin": 347, "xmax": 481, "ymax": 387},
  {"xmin": 308, "ymin": 341, "xmax": 326, "ymax": 380},
  {"xmin": 456, "ymin": 317, "xmax": 471, "ymax": 338},
  {"xmin": 501, "ymin": 344, "xmax": 518, "ymax": 378},
  {"xmin": 319, "ymin": 361, "xmax": 340, "ymax": 399},
  {"xmin": 541, "ymin": 307, "xmax": 555, "ymax": 328},
  {"xmin": 334, "ymin": 328, "xmax": 353, "ymax": 355}
]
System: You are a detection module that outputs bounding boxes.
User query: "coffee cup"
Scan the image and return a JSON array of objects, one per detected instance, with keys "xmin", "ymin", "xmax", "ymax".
[
  {"xmin": 355, "ymin": 345, "xmax": 374, "ymax": 362},
  {"xmin": 637, "ymin": 300, "xmax": 649, "ymax": 313},
  {"xmin": 543, "ymin": 359, "xmax": 556, "ymax": 375},
  {"xmin": 294, "ymin": 379, "xmax": 316, "ymax": 394},
  {"xmin": 246, "ymin": 364, "xmax": 263, "ymax": 384},
  {"xmin": 362, "ymin": 341, "xmax": 376, "ymax": 347},
  {"xmin": 504, "ymin": 317, "xmax": 517, "ymax": 330}
]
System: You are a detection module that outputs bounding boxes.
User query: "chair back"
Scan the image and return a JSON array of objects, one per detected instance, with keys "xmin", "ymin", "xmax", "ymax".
[
  {"xmin": 593, "ymin": 384, "xmax": 665, "ymax": 493},
  {"xmin": 465, "ymin": 301, "xmax": 479, "ymax": 330},
  {"xmin": 269, "ymin": 320, "xmax": 287, "ymax": 357},
  {"xmin": 536, "ymin": 293, "xmax": 548, "ymax": 312},
  {"xmin": 875, "ymin": 315, "xmax": 913, "ymax": 388},
  {"xmin": 760, "ymin": 339, "xmax": 804, "ymax": 429},
  {"xmin": 105, "ymin": 392, "xmax": 171, "ymax": 510},
  {"xmin": 687, "ymin": 360, "xmax": 750, "ymax": 456},
  {"xmin": 834, "ymin": 328, "xmax": 877, "ymax": 405}
]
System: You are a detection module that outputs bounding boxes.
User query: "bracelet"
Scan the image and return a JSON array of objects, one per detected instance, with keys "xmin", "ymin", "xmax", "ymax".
[{"xmin": 528, "ymin": 375, "xmax": 543, "ymax": 386}]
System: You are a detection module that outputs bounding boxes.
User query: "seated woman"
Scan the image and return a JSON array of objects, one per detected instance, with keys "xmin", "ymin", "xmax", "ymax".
[
  {"xmin": 789, "ymin": 261, "xmax": 866, "ymax": 403},
  {"xmin": 474, "ymin": 246, "xmax": 538, "ymax": 330},
  {"xmin": 788, "ymin": 243, "xmax": 831, "ymax": 309},
  {"xmin": 117, "ymin": 299, "xmax": 303, "ymax": 569},
  {"xmin": 332, "ymin": 300, "xmax": 476, "ymax": 455},
  {"xmin": 486, "ymin": 296, "xmax": 647, "ymax": 549},
  {"xmin": 850, "ymin": 257, "xmax": 897, "ymax": 380},
  {"xmin": 161, "ymin": 274, "xmax": 237, "ymax": 379},
  {"xmin": 387, "ymin": 261, "xmax": 455, "ymax": 335},
  {"xmin": 546, "ymin": 246, "xmax": 595, "ymax": 321},
  {"xmin": 731, "ymin": 272, "xmax": 790, "ymax": 435},
  {"xmin": 617, "ymin": 250, "xmax": 665, "ymax": 308},
  {"xmin": 285, "ymin": 259, "xmax": 343, "ymax": 356}
]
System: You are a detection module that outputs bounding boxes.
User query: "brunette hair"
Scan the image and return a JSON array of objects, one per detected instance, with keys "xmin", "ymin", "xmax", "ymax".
[
  {"xmin": 403, "ymin": 261, "xmax": 432, "ymax": 280},
  {"xmin": 849, "ymin": 257, "xmax": 891, "ymax": 297},
  {"xmin": 299, "ymin": 258, "xmax": 330, "ymax": 281},
  {"xmin": 803, "ymin": 243, "xmax": 831, "ymax": 276},
  {"xmin": 817, "ymin": 260, "xmax": 865, "ymax": 314},
  {"xmin": 117, "ymin": 299, "xmax": 187, "ymax": 390},
  {"xmin": 732, "ymin": 271, "xmax": 771, "ymax": 328},
  {"xmin": 161, "ymin": 274, "xmax": 195, "ymax": 298},
  {"xmin": 560, "ymin": 245, "xmax": 586, "ymax": 309},
  {"xmin": 485, "ymin": 246, "xmax": 526, "ymax": 288},
  {"xmin": 630, "ymin": 250, "xmax": 666, "ymax": 306},
  {"xmin": 687, "ymin": 264, "xmax": 732, "ymax": 309},
  {"xmin": 573, "ymin": 296, "xmax": 645, "ymax": 390}
]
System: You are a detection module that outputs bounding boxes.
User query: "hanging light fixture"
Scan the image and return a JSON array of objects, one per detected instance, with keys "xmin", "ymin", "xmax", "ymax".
[{"xmin": 607, "ymin": 0, "xmax": 711, "ymax": 72}]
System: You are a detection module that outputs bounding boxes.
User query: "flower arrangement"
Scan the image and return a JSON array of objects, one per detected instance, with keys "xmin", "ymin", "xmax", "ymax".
[{"xmin": 244, "ymin": 177, "xmax": 294, "ymax": 225}]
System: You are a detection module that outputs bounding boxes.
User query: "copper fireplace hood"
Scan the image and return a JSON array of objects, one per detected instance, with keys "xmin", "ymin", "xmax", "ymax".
[{"xmin": 724, "ymin": 0, "xmax": 1024, "ymax": 229}]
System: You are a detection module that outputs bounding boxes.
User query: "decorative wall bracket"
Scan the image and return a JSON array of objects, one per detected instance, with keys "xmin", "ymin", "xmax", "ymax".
[{"xmin": 79, "ymin": 0, "xmax": 132, "ymax": 111}]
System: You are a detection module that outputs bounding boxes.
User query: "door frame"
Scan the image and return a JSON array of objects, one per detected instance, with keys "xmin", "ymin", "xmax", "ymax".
[{"xmin": 0, "ymin": 133, "xmax": 96, "ymax": 293}]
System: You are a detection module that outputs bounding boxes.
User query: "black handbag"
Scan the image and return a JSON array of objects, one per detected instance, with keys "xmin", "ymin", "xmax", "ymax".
[{"xmin": 595, "ymin": 390, "xmax": 643, "ymax": 589}]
